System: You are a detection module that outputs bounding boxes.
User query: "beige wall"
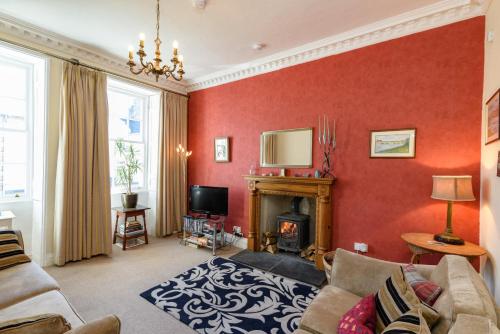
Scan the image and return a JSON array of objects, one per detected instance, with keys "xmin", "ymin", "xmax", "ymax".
[{"xmin": 481, "ymin": 0, "xmax": 500, "ymax": 304}]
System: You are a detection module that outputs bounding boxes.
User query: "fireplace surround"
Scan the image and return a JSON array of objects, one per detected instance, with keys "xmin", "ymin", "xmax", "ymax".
[{"xmin": 244, "ymin": 175, "xmax": 334, "ymax": 269}]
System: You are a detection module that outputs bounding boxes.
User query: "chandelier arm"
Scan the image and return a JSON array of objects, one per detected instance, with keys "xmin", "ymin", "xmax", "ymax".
[
  {"xmin": 170, "ymin": 72, "xmax": 182, "ymax": 81},
  {"xmin": 139, "ymin": 57, "xmax": 151, "ymax": 70},
  {"xmin": 129, "ymin": 67, "xmax": 146, "ymax": 75},
  {"xmin": 161, "ymin": 64, "xmax": 174, "ymax": 74}
]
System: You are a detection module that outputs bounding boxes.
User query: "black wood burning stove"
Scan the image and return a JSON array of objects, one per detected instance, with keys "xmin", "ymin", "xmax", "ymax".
[{"xmin": 277, "ymin": 197, "xmax": 309, "ymax": 253}]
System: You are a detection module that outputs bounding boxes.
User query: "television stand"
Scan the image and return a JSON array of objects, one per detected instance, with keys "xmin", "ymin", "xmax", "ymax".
[{"xmin": 182, "ymin": 215, "xmax": 226, "ymax": 255}]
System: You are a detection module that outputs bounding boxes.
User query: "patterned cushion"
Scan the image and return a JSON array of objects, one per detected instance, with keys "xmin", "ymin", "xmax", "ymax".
[
  {"xmin": 404, "ymin": 264, "xmax": 442, "ymax": 306},
  {"xmin": 338, "ymin": 294, "xmax": 376, "ymax": 334},
  {"xmin": 0, "ymin": 313, "xmax": 71, "ymax": 333},
  {"xmin": 0, "ymin": 231, "xmax": 30, "ymax": 270},
  {"xmin": 382, "ymin": 308, "xmax": 431, "ymax": 334},
  {"xmin": 375, "ymin": 266, "xmax": 440, "ymax": 333}
]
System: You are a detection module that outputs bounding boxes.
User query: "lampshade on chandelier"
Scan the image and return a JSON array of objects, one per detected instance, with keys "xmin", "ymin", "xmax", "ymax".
[{"xmin": 127, "ymin": 0, "xmax": 184, "ymax": 82}]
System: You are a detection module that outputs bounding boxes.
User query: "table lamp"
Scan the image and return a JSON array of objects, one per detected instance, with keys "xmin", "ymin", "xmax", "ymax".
[{"xmin": 431, "ymin": 175, "xmax": 475, "ymax": 245}]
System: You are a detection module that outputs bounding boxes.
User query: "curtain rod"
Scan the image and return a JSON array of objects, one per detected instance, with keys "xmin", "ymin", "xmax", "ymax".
[{"xmin": 0, "ymin": 37, "xmax": 189, "ymax": 98}]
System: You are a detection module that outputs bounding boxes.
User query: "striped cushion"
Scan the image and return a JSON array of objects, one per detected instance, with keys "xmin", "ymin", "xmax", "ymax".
[
  {"xmin": 381, "ymin": 308, "xmax": 431, "ymax": 334},
  {"xmin": 0, "ymin": 231, "xmax": 30, "ymax": 270},
  {"xmin": 375, "ymin": 266, "xmax": 439, "ymax": 333}
]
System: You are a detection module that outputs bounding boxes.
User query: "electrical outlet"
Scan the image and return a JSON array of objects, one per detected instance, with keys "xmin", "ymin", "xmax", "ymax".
[
  {"xmin": 233, "ymin": 226, "xmax": 241, "ymax": 235},
  {"xmin": 354, "ymin": 242, "xmax": 368, "ymax": 253}
]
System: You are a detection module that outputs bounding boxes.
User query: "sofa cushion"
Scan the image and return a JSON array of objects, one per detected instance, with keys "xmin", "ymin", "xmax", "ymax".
[
  {"xmin": 375, "ymin": 267, "xmax": 440, "ymax": 333},
  {"xmin": 0, "ymin": 290, "xmax": 84, "ymax": 328},
  {"xmin": 299, "ymin": 285, "xmax": 361, "ymax": 334},
  {"xmin": 338, "ymin": 294, "xmax": 376, "ymax": 334},
  {"xmin": 448, "ymin": 314, "xmax": 500, "ymax": 334},
  {"xmin": 66, "ymin": 315, "xmax": 120, "ymax": 334},
  {"xmin": 0, "ymin": 262, "xmax": 59, "ymax": 309},
  {"xmin": 0, "ymin": 313, "xmax": 71, "ymax": 333},
  {"xmin": 331, "ymin": 249, "xmax": 402, "ymax": 297},
  {"xmin": 430, "ymin": 256, "xmax": 497, "ymax": 334},
  {"xmin": 0, "ymin": 231, "xmax": 30, "ymax": 270},
  {"xmin": 381, "ymin": 308, "xmax": 431, "ymax": 334}
]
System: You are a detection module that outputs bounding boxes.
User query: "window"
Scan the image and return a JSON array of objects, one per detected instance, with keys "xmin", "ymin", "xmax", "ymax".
[
  {"xmin": 108, "ymin": 79, "xmax": 158, "ymax": 193},
  {"xmin": 0, "ymin": 52, "xmax": 34, "ymax": 200}
]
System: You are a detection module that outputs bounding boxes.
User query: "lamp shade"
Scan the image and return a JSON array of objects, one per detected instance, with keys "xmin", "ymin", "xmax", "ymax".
[{"xmin": 431, "ymin": 175, "xmax": 475, "ymax": 201}]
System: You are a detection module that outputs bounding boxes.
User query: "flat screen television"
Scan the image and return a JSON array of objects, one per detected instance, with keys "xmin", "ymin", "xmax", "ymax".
[{"xmin": 189, "ymin": 185, "xmax": 228, "ymax": 217}]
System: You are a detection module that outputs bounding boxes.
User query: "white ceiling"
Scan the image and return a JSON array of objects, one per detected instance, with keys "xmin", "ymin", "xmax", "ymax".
[{"xmin": 0, "ymin": 0, "xmax": 444, "ymax": 81}]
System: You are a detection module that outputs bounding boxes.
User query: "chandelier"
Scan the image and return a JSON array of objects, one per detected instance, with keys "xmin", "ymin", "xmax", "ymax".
[{"xmin": 127, "ymin": 0, "xmax": 184, "ymax": 82}]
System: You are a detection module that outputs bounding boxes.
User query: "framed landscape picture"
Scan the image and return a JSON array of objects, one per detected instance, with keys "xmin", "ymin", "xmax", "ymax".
[
  {"xmin": 370, "ymin": 128, "xmax": 416, "ymax": 158},
  {"xmin": 486, "ymin": 89, "xmax": 500, "ymax": 145},
  {"xmin": 214, "ymin": 137, "xmax": 230, "ymax": 162}
]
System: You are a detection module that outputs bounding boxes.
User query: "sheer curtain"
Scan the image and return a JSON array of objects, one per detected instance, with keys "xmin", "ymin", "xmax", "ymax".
[
  {"xmin": 54, "ymin": 63, "xmax": 112, "ymax": 266},
  {"xmin": 156, "ymin": 91, "xmax": 188, "ymax": 236}
]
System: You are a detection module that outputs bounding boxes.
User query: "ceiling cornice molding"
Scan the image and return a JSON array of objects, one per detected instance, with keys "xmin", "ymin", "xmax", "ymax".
[
  {"xmin": 186, "ymin": 0, "xmax": 488, "ymax": 92},
  {"xmin": 0, "ymin": 11, "xmax": 187, "ymax": 94}
]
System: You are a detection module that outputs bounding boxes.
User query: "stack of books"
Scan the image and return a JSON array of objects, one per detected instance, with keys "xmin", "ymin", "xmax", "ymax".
[
  {"xmin": 186, "ymin": 235, "xmax": 209, "ymax": 248},
  {"xmin": 119, "ymin": 220, "xmax": 144, "ymax": 236}
]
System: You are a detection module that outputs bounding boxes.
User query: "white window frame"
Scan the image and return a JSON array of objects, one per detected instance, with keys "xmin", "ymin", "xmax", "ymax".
[
  {"xmin": 108, "ymin": 79, "xmax": 155, "ymax": 194},
  {"xmin": 0, "ymin": 55, "xmax": 34, "ymax": 202}
]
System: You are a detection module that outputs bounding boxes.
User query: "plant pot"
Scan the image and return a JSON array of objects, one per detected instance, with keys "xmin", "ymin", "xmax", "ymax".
[{"xmin": 121, "ymin": 193, "xmax": 138, "ymax": 208}]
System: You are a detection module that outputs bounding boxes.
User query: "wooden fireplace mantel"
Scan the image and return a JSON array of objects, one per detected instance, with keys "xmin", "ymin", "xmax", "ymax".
[{"xmin": 243, "ymin": 175, "xmax": 335, "ymax": 270}]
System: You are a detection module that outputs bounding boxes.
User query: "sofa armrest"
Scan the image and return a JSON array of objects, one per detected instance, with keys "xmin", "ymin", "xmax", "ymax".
[
  {"xmin": 67, "ymin": 315, "xmax": 120, "ymax": 334},
  {"xmin": 330, "ymin": 248, "xmax": 435, "ymax": 297},
  {"xmin": 13, "ymin": 230, "xmax": 24, "ymax": 250},
  {"xmin": 448, "ymin": 314, "xmax": 499, "ymax": 334}
]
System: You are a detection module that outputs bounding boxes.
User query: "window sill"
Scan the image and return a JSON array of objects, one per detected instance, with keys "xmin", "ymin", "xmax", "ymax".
[
  {"xmin": 0, "ymin": 198, "xmax": 32, "ymax": 204},
  {"xmin": 111, "ymin": 189, "xmax": 151, "ymax": 195}
]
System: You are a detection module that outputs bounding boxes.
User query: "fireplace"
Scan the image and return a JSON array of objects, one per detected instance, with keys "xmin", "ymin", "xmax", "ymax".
[
  {"xmin": 277, "ymin": 197, "xmax": 310, "ymax": 252},
  {"xmin": 244, "ymin": 175, "xmax": 334, "ymax": 269}
]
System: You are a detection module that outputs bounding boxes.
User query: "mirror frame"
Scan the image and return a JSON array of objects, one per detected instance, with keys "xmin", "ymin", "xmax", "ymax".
[{"xmin": 260, "ymin": 127, "xmax": 313, "ymax": 168}]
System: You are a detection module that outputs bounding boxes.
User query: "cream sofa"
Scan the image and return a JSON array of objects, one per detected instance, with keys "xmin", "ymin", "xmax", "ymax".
[
  {"xmin": 0, "ymin": 231, "xmax": 120, "ymax": 333},
  {"xmin": 295, "ymin": 248, "xmax": 499, "ymax": 334}
]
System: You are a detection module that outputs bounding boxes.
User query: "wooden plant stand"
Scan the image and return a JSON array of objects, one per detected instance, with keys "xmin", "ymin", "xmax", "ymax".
[{"xmin": 113, "ymin": 205, "xmax": 150, "ymax": 250}]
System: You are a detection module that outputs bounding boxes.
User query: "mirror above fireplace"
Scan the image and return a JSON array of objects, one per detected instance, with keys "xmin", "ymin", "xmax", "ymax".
[{"xmin": 260, "ymin": 128, "xmax": 313, "ymax": 167}]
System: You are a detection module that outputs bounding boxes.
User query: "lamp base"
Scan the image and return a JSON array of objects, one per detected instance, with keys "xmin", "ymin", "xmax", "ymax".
[{"xmin": 434, "ymin": 233, "xmax": 464, "ymax": 245}]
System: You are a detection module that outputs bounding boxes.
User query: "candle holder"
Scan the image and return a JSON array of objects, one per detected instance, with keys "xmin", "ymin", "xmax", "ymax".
[{"xmin": 318, "ymin": 115, "xmax": 336, "ymax": 178}]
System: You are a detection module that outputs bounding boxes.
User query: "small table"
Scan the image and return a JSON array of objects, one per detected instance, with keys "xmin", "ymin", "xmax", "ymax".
[
  {"xmin": 113, "ymin": 206, "xmax": 150, "ymax": 250},
  {"xmin": 0, "ymin": 211, "xmax": 15, "ymax": 230},
  {"xmin": 401, "ymin": 233, "xmax": 486, "ymax": 264}
]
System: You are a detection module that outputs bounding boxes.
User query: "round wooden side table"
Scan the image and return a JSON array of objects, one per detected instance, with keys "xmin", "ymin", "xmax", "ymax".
[{"xmin": 401, "ymin": 233, "xmax": 486, "ymax": 264}]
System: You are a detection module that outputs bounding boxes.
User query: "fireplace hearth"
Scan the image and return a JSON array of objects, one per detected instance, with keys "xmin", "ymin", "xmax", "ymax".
[{"xmin": 277, "ymin": 197, "xmax": 310, "ymax": 253}]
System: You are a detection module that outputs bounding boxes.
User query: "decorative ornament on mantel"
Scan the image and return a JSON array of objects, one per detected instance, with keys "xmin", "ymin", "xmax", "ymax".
[
  {"xmin": 127, "ymin": 0, "xmax": 185, "ymax": 82},
  {"xmin": 318, "ymin": 115, "xmax": 336, "ymax": 178}
]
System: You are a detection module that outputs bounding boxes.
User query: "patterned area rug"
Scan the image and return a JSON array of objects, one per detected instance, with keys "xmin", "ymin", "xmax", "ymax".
[{"xmin": 140, "ymin": 257, "xmax": 318, "ymax": 334}]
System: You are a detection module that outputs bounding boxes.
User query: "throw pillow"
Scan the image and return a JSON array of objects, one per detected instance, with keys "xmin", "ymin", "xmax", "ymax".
[
  {"xmin": 382, "ymin": 308, "xmax": 431, "ymax": 334},
  {"xmin": 404, "ymin": 264, "xmax": 442, "ymax": 306},
  {"xmin": 375, "ymin": 266, "xmax": 440, "ymax": 333},
  {"xmin": 338, "ymin": 294, "xmax": 376, "ymax": 334},
  {"xmin": 0, "ymin": 313, "xmax": 71, "ymax": 333},
  {"xmin": 0, "ymin": 230, "xmax": 30, "ymax": 270}
]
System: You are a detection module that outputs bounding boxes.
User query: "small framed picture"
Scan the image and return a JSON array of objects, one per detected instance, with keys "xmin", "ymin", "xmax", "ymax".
[
  {"xmin": 370, "ymin": 128, "xmax": 416, "ymax": 158},
  {"xmin": 214, "ymin": 137, "xmax": 230, "ymax": 162},
  {"xmin": 486, "ymin": 89, "xmax": 500, "ymax": 145}
]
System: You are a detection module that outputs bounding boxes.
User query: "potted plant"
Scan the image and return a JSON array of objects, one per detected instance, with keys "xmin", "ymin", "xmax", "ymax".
[{"xmin": 115, "ymin": 139, "xmax": 141, "ymax": 208}]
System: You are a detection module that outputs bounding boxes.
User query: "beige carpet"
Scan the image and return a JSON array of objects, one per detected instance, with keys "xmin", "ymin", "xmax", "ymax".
[{"xmin": 46, "ymin": 236, "xmax": 241, "ymax": 334}]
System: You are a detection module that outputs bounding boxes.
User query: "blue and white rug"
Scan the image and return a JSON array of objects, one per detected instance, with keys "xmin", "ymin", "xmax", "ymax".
[{"xmin": 140, "ymin": 257, "xmax": 318, "ymax": 334}]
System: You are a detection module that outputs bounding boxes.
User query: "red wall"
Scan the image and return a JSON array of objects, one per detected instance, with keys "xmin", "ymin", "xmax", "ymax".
[{"xmin": 188, "ymin": 18, "xmax": 484, "ymax": 263}]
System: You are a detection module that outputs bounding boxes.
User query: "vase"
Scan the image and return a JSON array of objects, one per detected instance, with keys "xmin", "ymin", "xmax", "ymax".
[{"xmin": 121, "ymin": 193, "xmax": 138, "ymax": 208}]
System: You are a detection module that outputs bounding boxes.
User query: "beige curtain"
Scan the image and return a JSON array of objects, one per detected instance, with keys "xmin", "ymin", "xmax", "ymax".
[
  {"xmin": 156, "ymin": 91, "xmax": 188, "ymax": 236},
  {"xmin": 54, "ymin": 63, "xmax": 112, "ymax": 266}
]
